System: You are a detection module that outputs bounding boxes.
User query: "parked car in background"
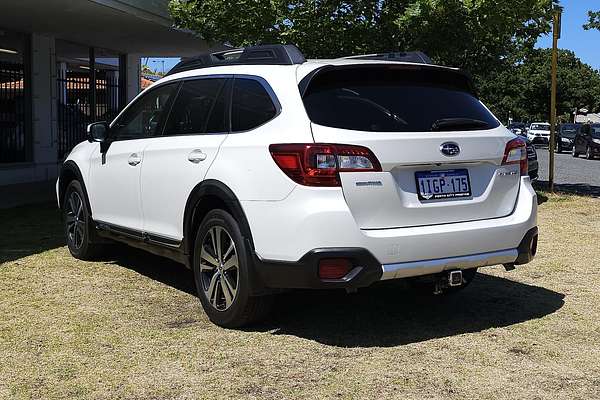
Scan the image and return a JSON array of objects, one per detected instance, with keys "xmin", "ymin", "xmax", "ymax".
[
  {"xmin": 526, "ymin": 139, "xmax": 538, "ymax": 180},
  {"xmin": 572, "ymin": 124, "xmax": 600, "ymax": 159},
  {"xmin": 508, "ymin": 122, "xmax": 527, "ymax": 136},
  {"xmin": 556, "ymin": 123, "xmax": 581, "ymax": 153},
  {"xmin": 527, "ymin": 122, "xmax": 550, "ymax": 145}
]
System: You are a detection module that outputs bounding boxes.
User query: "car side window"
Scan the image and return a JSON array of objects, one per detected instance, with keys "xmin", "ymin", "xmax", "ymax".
[
  {"xmin": 231, "ymin": 78, "xmax": 277, "ymax": 132},
  {"xmin": 111, "ymin": 83, "xmax": 178, "ymax": 140},
  {"xmin": 163, "ymin": 78, "xmax": 229, "ymax": 135}
]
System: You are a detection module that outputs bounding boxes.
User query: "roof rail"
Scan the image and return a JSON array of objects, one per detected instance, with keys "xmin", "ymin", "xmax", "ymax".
[
  {"xmin": 341, "ymin": 51, "xmax": 432, "ymax": 64},
  {"xmin": 166, "ymin": 44, "xmax": 306, "ymax": 76}
]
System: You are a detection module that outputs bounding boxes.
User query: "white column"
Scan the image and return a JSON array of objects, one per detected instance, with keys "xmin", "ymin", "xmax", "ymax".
[
  {"xmin": 125, "ymin": 53, "xmax": 141, "ymax": 102},
  {"xmin": 31, "ymin": 33, "xmax": 58, "ymax": 180}
]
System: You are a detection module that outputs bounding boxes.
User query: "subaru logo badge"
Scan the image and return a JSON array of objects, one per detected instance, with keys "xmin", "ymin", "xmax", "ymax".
[{"xmin": 440, "ymin": 142, "xmax": 460, "ymax": 157}]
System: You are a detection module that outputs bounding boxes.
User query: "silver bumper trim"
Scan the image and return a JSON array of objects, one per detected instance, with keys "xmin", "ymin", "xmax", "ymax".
[{"xmin": 380, "ymin": 249, "xmax": 519, "ymax": 280}]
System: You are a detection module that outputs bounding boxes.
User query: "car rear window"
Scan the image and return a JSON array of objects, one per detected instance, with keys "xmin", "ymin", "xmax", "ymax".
[{"xmin": 302, "ymin": 66, "xmax": 499, "ymax": 132}]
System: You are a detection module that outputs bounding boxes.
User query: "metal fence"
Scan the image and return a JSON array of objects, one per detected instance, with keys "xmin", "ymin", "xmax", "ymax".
[
  {"xmin": 0, "ymin": 62, "xmax": 28, "ymax": 163},
  {"xmin": 56, "ymin": 68, "xmax": 121, "ymax": 160}
]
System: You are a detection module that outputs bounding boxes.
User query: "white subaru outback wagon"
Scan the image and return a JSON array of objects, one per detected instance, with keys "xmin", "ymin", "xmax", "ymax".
[{"xmin": 57, "ymin": 45, "xmax": 538, "ymax": 328}]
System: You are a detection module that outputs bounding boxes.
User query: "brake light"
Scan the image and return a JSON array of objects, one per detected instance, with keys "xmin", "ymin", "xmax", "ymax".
[
  {"xmin": 269, "ymin": 143, "xmax": 382, "ymax": 187},
  {"xmin": 502, "ymin": 137, "xmax": 528, "ymax": 176}
]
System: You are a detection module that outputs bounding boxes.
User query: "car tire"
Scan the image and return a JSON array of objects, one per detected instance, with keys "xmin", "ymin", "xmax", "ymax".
[
  {"xmin": 63, "ymin": 180, "xmax": 104, "ymax": 260},
  {"xmin": 586, "ymin": 146, "xmax": 593, "ymax": 160},
  {"xmin": 572, "ymin": 146, "xmax": 579, "ymax": 157},
  {"xmin": 193, "ymin": 209, "xmax": 271, "ymax": 328},
  {"xmin": 409, "ymin": 268, "xmax": 478, "ymax": 295}
]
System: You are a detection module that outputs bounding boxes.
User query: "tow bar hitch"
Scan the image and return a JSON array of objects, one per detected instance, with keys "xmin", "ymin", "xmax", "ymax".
[
  {"xmin": 433, "ymin": 270, "xmax": 463, "ymax": 295},
  {"xmin": 448, "ymin": 270, "xmax": 463, "ymax": 287}
]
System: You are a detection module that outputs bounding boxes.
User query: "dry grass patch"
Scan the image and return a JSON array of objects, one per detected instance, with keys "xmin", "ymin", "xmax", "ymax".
[{"xmin": 1, "ymin": 194, "xmax": 599, "ymax": 399}]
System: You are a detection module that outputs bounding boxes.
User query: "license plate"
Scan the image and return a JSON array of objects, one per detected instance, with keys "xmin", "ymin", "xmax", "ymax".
[{"xmin": 415, "ymin": 169, "xmax": 471, "ymax": 200}]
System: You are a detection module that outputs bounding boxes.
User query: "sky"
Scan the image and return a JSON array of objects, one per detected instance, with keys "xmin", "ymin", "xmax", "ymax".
[
  {"xmin": 536, "ymin": 0, "xmax": 600, "ymax": 70},
  {"xmin": 143, "ymin": 57, "xmax": 181, "ymax": 75},
  {"xmin": 147, "ymin": 0, "xmax": 600, "ymax": 74}
]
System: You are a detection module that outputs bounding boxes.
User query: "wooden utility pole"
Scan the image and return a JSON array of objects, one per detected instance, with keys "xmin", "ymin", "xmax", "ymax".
[{"xmin": 549, "ymin": 8, "xmax": 561, "ymax": 192}]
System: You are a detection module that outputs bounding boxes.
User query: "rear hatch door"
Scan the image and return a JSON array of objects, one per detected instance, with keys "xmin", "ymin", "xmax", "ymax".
[{"xmin": 302, "ymin": 64, "xmax": 520, "ymax": 229}]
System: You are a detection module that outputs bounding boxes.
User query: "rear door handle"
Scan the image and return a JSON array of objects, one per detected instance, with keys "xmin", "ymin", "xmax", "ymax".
[
  {"xmin": 188, "ymin": 149, "xmax": 207, "ymax": 164},
  {"xmin": 128, "ymin": 153, "xmax": 142, "ymax": 166}
]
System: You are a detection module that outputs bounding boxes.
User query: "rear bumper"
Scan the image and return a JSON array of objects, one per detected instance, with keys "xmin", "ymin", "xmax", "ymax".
[
  {"xmin": 243, "ymin": 177, "xmax": 537, "ymax": 262},
  {"xmin": 243, "ymin": 177, "xmax": 537, "ymax": 289},
  {"xmin": 253, "ymin": 248, "xmax": 383, "ymax": 290},
  {"xmin": 252, "ymin": 227, "xmax": 538, "ymax": 290}
]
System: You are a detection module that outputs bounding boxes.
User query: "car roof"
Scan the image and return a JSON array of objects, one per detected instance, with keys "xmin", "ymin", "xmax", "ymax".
[{"xmin": 157, "ymin": 58, "xmax": 462, "ymax": 88}]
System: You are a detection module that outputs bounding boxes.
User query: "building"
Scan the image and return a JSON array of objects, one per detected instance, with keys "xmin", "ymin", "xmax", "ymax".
[
  {"xmin": 0, "ymin": 0, "xmax": 210, "ymax": 188},
  {"xmin": 575, "ymin": 113, "xmax": 600, "ymax": 124}
]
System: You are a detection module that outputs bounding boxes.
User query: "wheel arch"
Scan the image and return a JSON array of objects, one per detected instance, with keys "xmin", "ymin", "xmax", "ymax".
[
  {"xmin": 58, "ymin": 161, "xmax": 92, "ymax": 214},
  {"xmin": 183, "ymin": 179, "xmax": 254, "ymax": 257}
]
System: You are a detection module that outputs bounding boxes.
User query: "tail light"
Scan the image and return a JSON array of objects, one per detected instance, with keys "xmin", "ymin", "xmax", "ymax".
[
  {"xmin": 269, "ymin": 143, "xmax": 382, "ymax": 187},
  {"xmin": 502, "ymin": 138, "xmax": 528, "ymax": 176}
]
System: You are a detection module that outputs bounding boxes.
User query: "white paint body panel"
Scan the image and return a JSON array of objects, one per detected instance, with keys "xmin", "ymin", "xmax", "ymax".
[
  {"xmin": 140, "ymin": 134, "xmax": 227, "ymax": 239},
  {"xmin": 245, "ymin": 177, "xmax": 537, "ymax": 263},
  {"xmin": 87, "ymin": 139, "xmax": 147, "ymax": 231},
  {"xmin": 311, "ymin": 124, "xmax": 521, "ymax": 229}
]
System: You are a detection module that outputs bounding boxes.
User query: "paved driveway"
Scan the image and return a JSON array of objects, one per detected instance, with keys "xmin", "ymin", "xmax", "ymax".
[{"xmin": 535, "ymin": 148, "xmax": 600, "ymax": 195}]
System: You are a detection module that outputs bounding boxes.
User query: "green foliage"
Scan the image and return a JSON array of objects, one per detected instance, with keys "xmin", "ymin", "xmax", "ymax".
[
  {"xmin": 480, "ymin": 49, "xmax": 600, "ymax": 122},
  {"xmin": 168, "ymin": 0, "xmax": 600, "ymax": 122},
  {"xmin": 583, "ymin": 10, "xmax": 600, "ymax": 30},
  {"xmin": 169, "ymin": 0, "xmax": 553, "ymax": 77}
]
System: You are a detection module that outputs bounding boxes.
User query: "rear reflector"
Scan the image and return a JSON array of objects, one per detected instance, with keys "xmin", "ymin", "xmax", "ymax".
[
  {"xmin": 318, "ymin": 258, "xmax": 352, "ymax": 280},
  {"xmin": 502, "ymin": 137, "xmax": 528, "ymax": 176},
  {"xmin": 270, "ymin": 143, "xmax": 382, "ymax": 187}
]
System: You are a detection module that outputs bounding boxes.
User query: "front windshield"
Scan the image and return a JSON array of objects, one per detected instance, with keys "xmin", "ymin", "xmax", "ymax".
[
  {"xmin": 560, "ymin": 124, "xmax": 579, "ymax": 138},
  {"xmin": 531, "ymin": 124, "xmax": 550, "ymax": 131}
]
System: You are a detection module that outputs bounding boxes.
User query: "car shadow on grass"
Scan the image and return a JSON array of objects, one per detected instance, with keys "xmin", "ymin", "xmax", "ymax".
[
  {"xmin": 106, "ymin": 246, "xmax": 197, "ymax": 295},
  {"xmin": 534, "ymin": 180, "xmax": 600, "ymax": 197},
  {"xmin": 106, "ymin": 249, "xmax": 564, "ymax": 348},
  {"xmin": 0, "ymin": 203, "xmax": 64, "ymax": 264},
  {"xmin": 1, "ymin": 203, "xmax": 565, "ymax": 348},
  {"xmin": 267, "ymin": 275, "xmax": 564, "ymax": 347}
]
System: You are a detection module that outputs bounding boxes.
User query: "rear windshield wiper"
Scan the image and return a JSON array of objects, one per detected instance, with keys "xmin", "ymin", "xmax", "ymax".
[{"xmin": 431, "ymin": 118, "xmax": 491, "ymax": 131}]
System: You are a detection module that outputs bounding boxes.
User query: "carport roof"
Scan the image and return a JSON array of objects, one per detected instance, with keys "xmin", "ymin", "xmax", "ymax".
[{"xmin": 0, "ymin": 0, "xmax": 215, "ymax": 56}]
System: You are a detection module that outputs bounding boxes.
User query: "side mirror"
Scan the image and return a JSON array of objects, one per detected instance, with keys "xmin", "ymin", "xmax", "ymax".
[{"xmin": 87, "ymin": 122, "xmax": 109, "ymax": 142}]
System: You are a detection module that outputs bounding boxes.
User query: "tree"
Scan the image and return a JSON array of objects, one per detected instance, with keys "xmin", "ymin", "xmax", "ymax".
[
  {"xmin": 169, "ymin": 0, "xmax": 553, "ymax": 77},
  {"xmin": 583, "ymin": 10, "xmax": 600, "ymax": 30},
  {"xmin": 480, "ymin": 49, "xmax": 600, "ymax": 122}
]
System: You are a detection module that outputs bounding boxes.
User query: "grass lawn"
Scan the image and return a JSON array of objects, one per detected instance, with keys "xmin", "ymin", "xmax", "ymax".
[{"xmin": 1, "ymin": 193, "xmax": 599, "ymax": 399}]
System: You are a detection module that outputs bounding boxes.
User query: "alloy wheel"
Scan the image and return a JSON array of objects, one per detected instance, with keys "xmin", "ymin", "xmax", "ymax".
[
  {"xmin": 199, "ymin": 226, "xmax": 239, "ymax": 311},
  {"xmin": 65, "ymin": 191, "xmax": 85, "ymax": 250}
]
